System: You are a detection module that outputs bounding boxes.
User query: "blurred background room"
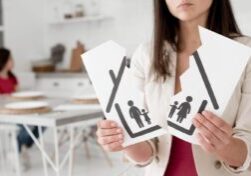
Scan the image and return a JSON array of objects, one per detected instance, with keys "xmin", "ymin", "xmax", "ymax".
[{"xmin": 0, "ymin": 0, "xmax": 250, "ymax": 176}]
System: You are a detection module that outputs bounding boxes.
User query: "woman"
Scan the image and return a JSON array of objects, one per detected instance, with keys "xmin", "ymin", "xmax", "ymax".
[{"xmin": 96, "ymin": 0, "xmax": 251, "ymax": 176}]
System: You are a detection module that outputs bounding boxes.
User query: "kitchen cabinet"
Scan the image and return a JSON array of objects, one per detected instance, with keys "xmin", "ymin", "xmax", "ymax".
[{"xmin": 35, "ymin": 73, "xmax": 93, "ymax": 98}]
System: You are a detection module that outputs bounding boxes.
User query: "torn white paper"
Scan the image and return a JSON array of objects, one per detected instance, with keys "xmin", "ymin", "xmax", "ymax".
[
  {"xmin": 167, "ymin": 27, "xmax": 251, "ymax": 144},
  {"xmin": 82, "ymin": 41, "xmax": 167, "ymax": 147}
]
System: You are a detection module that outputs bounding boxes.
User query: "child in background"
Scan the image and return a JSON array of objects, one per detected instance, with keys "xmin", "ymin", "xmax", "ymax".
[
  {"xmin": 0, "ymin": 48, "xmax": 42, "ymax": 171},
  {"xmin": 0, "ymin": 48, "xmax": 18, "ymax": 94}
]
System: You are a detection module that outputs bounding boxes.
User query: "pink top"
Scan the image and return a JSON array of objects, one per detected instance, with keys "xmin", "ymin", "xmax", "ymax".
[
  {"xmin": 164, "ymin": 136, "xmax": 198, "ymax": 176},
  {"xmin": 0, "ymin": 76, "xmax": 18, "ymax": 94}
]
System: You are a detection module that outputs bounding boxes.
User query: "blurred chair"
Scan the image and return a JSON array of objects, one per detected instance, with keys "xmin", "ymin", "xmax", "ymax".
[
  {"xmin": 71, "ymin": 121, "xmax": 113, "ymax": 167},
  {"xmin": 0, "ymin": 124, "xmax": 21, "ymax": 176},
  {"xmin": 50, "ymin": 118, "xmax": 113, "ymax": 175},
  {"xmin": 0, "ymin": 71, "xmax": 36, "ymax": 175}
]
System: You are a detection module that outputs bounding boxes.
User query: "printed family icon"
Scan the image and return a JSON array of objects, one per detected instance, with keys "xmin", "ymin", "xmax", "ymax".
[
  {"xmin": 128, "ymin": 100, "xmax": 152, "ymax": 128},
  {"xmin": 168, "ymin": 96, "xmax": 193, "ymax": 123},
  {"xmin": 106, "ymin": 57, "xmax": 161, "ymax": 138}
]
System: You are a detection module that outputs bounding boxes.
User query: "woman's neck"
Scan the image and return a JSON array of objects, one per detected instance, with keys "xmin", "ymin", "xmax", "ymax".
[{"xmin": 178, "ymin": 15, "xmax": 208, "ymax": 55}]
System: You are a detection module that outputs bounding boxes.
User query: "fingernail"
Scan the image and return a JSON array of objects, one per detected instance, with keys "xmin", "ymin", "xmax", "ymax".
[
  {"xmin": 118, "ymin": 134, "xmax": 123, "ymax": 139},
  {"xmin": 111, "ymin": 122, "xmax": 117, "ymax": 127},
  {"xmin": 117, "ymin": 129, "xmax": 122, "ymax": 133}
]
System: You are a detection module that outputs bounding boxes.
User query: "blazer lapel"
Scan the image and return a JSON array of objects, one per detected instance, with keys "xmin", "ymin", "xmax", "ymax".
[
  {"xmin": 161, "ymin": 50, "xmax": 177, "ymax": 122},
  {"xmin": 166, "ymin": 50, "xmax": 177, "ymax": 98}
]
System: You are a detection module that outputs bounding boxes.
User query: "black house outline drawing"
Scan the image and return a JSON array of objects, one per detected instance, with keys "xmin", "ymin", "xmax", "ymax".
[
  {"xmin": 106, "ymin": 56, "xmax": 161, "ymax": 138},
  {"xmin": 167, "ymin": 51, "xmax": 220, "ymax": 136}
]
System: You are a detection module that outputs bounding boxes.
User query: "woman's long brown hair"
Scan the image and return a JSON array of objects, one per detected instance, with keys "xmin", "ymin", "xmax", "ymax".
[{"xmin": 153, "ymin": 0, "xmax": 242, "ymax": 81}]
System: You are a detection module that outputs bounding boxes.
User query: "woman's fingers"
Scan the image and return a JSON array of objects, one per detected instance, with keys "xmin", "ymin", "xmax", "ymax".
[
  {"xmin": 193, "ymin": 115, "xmax": 222, "ymax": 148},
  {"xmin": 97, "ymin": 127, "xmax": 123, "ymax": 137},
  {"xmin": 103, "ymin": 140, "xmax": 124, "ymax": 152},
  {"xmin": 97, "ymin": 120, "xmax": 117, "ymax": 129},
  {"xmin": 193, "ymin": 111, "xmax": 234, "ymax": 152},
  {"xmin": 201, "ymin": 111, "xmax": 232, "ymax": 145},
  {"xmin": 197, "ymin": 133, "xmax": 215, "ymax": 153},
  {"xmin": 193, "ymin": 113, "xmax": 230, "ymax": 146},
  {"xmin": 96, "ymin": 119, "xmax": 125, "ymax": 152},
  {"xmin": 96, "ymin": 120, "xmax": 123, "ymax": 137},
  {"xmin": 98, "ymin": 134, "xmax": 124, "ymax": 152},
  {"xmin": 202, "ymin": 111, "xmax": 232, "ymax": 135},
  {"xmin": 98, "ymin": 134, "xmax": 124, "ymax": 145}
]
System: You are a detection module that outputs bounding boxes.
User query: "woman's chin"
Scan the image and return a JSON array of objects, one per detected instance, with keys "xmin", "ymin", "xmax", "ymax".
[
  {"xmin": 177, "ymin": 14, "xmax": 204, "ymax": 24},
  {"xmin": 176, "ymin": 14, "xmax": 196, "ymax": 21}
]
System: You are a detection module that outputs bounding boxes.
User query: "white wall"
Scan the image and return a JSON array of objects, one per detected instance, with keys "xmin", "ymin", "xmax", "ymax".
[
  {"xmin": 3, "ymin": 0, "xmax": 153, "ymax": 71},
  {"xmin": 3, "ymin": 0, "xmax": 46, "ymax": 71},
  {"xmin": 231, "ymin": 0, "xmax": 251, "ymax": 36},
  {"xmin": 3, "ymin": 0, "xmax": 251, "ymax": 72},
  {"xmin": 45, "ymin": 0, "xmax": 153, "ymax": 68}
]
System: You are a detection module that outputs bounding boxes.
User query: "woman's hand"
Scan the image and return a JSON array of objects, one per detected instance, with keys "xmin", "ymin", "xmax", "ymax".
[
  {"xmin": 192, "ymin": 110, "xmax": 247, "ymax": 167},
  {"xmin": 96, "ymin": 120, "xmax": 154, "ymax": 164},
  {"xmin": 96, "ymin": 120, "xmax": 124, "ymax": 152},
  {"xmin": 192, "ymin": 111, "xmax": 233, "ymax": 152}
]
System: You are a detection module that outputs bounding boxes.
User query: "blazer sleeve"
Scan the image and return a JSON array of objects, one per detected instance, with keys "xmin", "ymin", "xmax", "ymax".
[
  {"xmin": 123, "ymin": 43, "xmax": 158, "ymax": 167},
  {"xmin": 223, "ymin": 56, "xmax": 251, "ymax": 174}
]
